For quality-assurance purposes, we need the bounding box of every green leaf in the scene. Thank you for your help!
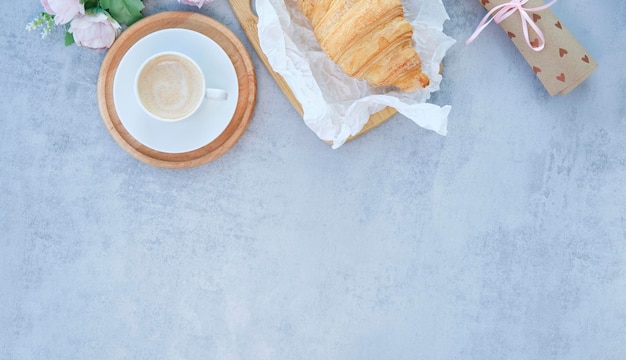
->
[99,0,144,25]
[64,29,75,46]
[81,0,98,10]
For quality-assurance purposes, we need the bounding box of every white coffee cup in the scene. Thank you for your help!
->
[135,51,228,122]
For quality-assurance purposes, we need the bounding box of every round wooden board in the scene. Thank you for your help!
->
[97,11,256,168]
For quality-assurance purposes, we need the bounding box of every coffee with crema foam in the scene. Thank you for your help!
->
[136,53,204,121]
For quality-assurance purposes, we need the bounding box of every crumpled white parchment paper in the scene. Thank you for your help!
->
[256,0,456,148]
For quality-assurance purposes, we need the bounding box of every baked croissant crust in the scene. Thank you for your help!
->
[297,0,429,92]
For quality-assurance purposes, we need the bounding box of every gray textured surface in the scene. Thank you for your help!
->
[1,1,625,359]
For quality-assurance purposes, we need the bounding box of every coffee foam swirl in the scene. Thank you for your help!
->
[137,54,204,120]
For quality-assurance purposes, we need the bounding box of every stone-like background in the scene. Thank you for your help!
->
[1,1,624,359]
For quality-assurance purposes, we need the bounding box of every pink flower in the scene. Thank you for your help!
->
[69,13,121,50]
[178,0,214,9]
[41,0,84,25]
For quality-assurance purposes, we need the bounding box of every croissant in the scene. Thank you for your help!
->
[297,0,429,92]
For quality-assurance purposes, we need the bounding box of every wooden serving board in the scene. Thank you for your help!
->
[228,0,398,144]
[97,11,256,168]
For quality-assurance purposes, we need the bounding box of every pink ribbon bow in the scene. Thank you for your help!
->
[466,0,558,51]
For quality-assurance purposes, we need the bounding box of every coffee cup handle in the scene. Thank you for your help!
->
[205,88,228,101]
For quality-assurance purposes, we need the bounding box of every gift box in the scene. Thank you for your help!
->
[467,0,598,95]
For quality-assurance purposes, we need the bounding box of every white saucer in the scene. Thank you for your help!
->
[113,28,239,153]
